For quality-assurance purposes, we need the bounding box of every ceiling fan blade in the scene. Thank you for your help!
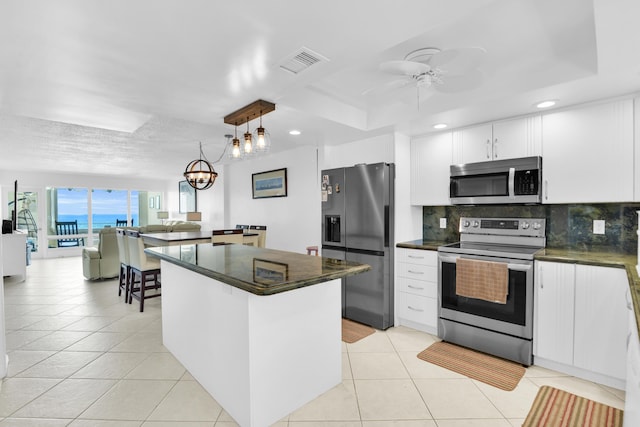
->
[379,60,430,76]
[362,78,414,95]
[429,47,486,75]
[434,70,484,93]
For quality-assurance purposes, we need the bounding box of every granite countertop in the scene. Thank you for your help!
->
[396,239,640,338]
[146,243,370,296]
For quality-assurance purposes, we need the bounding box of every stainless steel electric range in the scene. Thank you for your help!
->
[437,217,546,365]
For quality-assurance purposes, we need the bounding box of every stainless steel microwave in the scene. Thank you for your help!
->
[449,156,542,204]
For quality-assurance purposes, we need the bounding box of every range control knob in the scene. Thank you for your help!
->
[521,222,530,230]
[462,220,470,228]
[533,222,542,230]
[472,220,480,228]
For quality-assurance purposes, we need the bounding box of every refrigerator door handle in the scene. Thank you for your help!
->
[384,205,389,247]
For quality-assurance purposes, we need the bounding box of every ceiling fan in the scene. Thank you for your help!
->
[364,47,486,100]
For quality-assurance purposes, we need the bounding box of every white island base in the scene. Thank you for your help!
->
[160,260,342,427]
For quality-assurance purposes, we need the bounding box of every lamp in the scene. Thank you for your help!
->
[157,211,169,225]
[253,109,271,152]
[243,119,253,156]
[184,142,218,190]
[186,212,202,221]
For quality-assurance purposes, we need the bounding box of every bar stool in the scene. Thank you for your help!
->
[115,229,130,302]
[126,230,161,312]
[306,245,318,256]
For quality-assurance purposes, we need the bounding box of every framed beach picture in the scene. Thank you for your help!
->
[252,168,287,199]
[253,259,288,285]
[179,180,197,213]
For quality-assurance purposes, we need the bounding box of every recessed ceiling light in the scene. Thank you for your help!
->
[535,100,557,109]
[289,130,301,135]
[433,123,448,129]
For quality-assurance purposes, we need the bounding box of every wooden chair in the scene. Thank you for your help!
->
[212,229,244,245]
[55,220,84,247]
[126,230,161,312]
[116,219,128,227]
[249,225,267,248]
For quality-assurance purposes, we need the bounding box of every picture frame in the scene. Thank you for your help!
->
[253,259,288,285]
[252,168,287,199]
[179,180,197,213]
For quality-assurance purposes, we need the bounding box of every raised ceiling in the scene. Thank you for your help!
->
[0,0,639,179]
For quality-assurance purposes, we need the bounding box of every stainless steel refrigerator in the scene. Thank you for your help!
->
[321,163,394,330]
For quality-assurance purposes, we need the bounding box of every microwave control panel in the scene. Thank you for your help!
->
[513,169,539,195]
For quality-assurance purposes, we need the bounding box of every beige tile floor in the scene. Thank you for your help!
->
[0,257,626,426]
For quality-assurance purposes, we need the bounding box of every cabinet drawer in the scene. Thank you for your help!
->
[397,249,437,266]
[398,292,437,327]
[397,277,437,298]
[397,262,437,281]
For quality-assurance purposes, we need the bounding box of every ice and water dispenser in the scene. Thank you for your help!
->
[324,215,341,243]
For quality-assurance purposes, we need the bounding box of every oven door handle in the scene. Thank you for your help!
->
[439,255,532,272]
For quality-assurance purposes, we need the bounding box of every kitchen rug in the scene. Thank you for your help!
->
[342,318,375,343]
[523,385,623,427]
[417,341,525,391]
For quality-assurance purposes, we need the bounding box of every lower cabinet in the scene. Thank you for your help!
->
[395,248,438,334]
[534,261,628,389]
[625,299,640,426]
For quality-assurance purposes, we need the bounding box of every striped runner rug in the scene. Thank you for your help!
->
[523,385,623,427]
[417,341,525,391]
[341,318,375,343]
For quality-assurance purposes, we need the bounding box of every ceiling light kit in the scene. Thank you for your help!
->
[433,123,448,129]
[224,99,276,160]
[183,141,218,190]
[535,100,557,109]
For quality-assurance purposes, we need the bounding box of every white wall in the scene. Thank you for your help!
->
[220,146,320,253]
[322,134,395,169]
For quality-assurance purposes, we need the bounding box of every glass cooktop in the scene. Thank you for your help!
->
[438,241,542,260]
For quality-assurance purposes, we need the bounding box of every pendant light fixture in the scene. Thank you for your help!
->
[254,109,271,152]
[243,118,253,156]
[183,142,218,190]
[229,126,242,159]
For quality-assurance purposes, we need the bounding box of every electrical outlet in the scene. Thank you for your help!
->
[593,220,605,235]
[440,218,447,229]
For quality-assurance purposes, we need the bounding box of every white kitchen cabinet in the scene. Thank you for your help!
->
[534,260,628,389]
[396,248,438,334]
[410,132,452,206]
[573,265,628,380]
[2,232,27,282]
[452,116,542,164]
[624,299,640,426]
[534,261,575,365]
[541,99,634,203]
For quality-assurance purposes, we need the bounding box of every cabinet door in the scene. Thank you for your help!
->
[573,265,627,380]
[492,116,541,160]
[542,100,634,203]
[410,132,452,205]
[452,123,493,164]
[534,261,575,365]
[625,307,640,426]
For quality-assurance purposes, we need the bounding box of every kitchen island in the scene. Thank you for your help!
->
[146,243,370,427]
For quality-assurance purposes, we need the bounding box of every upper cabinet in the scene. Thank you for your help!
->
[542,99,634,203]
[452,116,542,164]
[410,132,453,206]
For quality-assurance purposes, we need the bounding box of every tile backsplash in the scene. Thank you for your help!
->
[423,203,640,254]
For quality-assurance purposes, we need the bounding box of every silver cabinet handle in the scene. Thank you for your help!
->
[408,306,424,312]
[539,264,543,289]
[408,285,424,290]
[494,138,498,158]
[407,255,424,259]
[544,180,548,200]
[408,270,424,275]
[486,139,491,159]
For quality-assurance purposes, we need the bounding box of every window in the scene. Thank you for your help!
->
[47,187,88,248]
[91,189,130,232]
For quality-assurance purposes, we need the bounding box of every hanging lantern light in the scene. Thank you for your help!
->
[243,118,253,156]
[253,109,271,152]
[228,127,242,160]
[183,142,218,190]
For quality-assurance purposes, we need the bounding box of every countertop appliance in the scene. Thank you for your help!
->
[449,156,542,205]
[321,163,395,330]
[437,217,546,365]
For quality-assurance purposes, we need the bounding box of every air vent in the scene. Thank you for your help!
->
[279,47,328,75]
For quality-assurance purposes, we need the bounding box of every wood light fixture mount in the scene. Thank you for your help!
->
[223,99,276,126]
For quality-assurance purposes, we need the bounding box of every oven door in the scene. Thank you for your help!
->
[438,252,533,339]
